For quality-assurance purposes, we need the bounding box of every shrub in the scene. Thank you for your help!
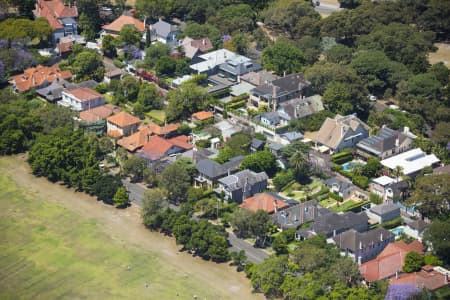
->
[113,59,125,68]
[329,192,343,201]
[352,175,369,189]
[196,139,211,149]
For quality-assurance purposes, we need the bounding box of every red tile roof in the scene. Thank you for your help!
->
[102,15,145,34]
[192,111,213,121]
[107,111,140,128]
[138,123,180,136]
[33,0,78,30]
[240,193,289,213]
[65,87,103,101]
[140,135,193,160]
[117,129,152,152]
[390,266,449,291]
[11,65,72,92]
[190,38,213,53]
[359,241,424,282]
[79,104,122,123]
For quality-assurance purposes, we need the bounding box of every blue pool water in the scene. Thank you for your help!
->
[391,227,404,236]
[342,161,361,171]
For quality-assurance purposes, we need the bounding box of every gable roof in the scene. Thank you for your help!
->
[34,0,78,30]
[182,37,213,59]
[140,135,192,161]
[359,240,424,282]
[273,199,326,228]
[196,156,244,179]
[278,95,324,120]
[390,266,450,291]
[333,228,393,252]
[251,73,310,98]
[312,211,368,236]
[64,87,102,101]
[138,123,180,136]
[151,19,179,38]
[11,65,72,92]
[241,70,279,86]
[240,193,289,213]
[192,111,213,121]
[102,15,145,33]
[357,127,411,156]
[218,169,268,191]
[315,114,370,150]
[407,219,429,233]
[369,203,400,216]
[107,111,140,128]
[79,104,121,123]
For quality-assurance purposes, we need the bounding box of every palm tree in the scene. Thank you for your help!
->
[393,165,404,182]
[289,150,308,178]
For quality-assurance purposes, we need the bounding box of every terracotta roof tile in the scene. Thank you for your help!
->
[11,65,72,92]
[107,111,140,128]
[117,129,151,152]
[192,111,213,121]
[33,0,78,30]
[79,104,121,122]
[390,267,449,291]
[138,122,180,136]
[65,87,103,101]
[107,130,122,138]
[102,15,145,34]
[359,241,424,282]
[240,193,289,213]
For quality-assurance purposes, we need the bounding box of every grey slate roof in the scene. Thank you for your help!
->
[251,138,265,150]
[407,219,429,233]
[357,127,410,156]
[35,79,98,101]
[333,228,393,252]
[369,203,400,216]
[152,19,179,38]
[282,131,303,142]
[219,56,262,77]
[261,111,282,124]
[272,199,330,229]
[312,211,368,236]
[218,169,268,191]
[251,73,310,98]
[323,177,354,194]
[278,95,324,120]
[196,155,244,179]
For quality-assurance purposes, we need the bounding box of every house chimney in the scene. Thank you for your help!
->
[395,271,399,279]
[380,233,383,242]
[359,241,362,250]
[403,126,410,134]
[274,199,278,213]
[202,39,206,46]
[228,168,230,176]
[445,273,448,284]
[395,138,399,148]
[358,256,362,265]
[272,85,277,111]
[333,229,336,237]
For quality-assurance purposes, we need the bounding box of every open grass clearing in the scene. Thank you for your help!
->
[0,155,261,300]
[146,109,166,123]
[429,43,450,67]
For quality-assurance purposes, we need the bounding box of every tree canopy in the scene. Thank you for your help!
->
[261,40,305,76]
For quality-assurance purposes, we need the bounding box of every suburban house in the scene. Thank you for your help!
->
[218,55,262,81]
[380,148,441,177]
[356,127,415,160]
[324,177,355,200]
[190,49,238,75]
[35,78,97,102]
[214,120,242,141]
[181,37,213,61]
[240,193,290,214]
[259,111,290,128]
[240,70,279,87]
[277,95,324,120]
[106,111,140,138]
[138,135,193,163]
[79,104,121,123]
[10,65,72,93]
[251,138,265,152]
[296,211,369,239]
[313,114,370,153]
[280,131,303,145]
[366,203,401,224]
[58,87,105,111]
[104,69,123,84]
[389,265,450,294]
[216,169,268,203]
[195,156,244,188]
[150,18,181,46]
[249,73,311,109]
[332,228,395,264]
[117,123,180,152]
[359,240,424,282]
[100,15,145,38]
[272,200,330,229]
[369,176,409,203]
[33,0,78,44]
[403,219,429,241]
[192,111,214,123]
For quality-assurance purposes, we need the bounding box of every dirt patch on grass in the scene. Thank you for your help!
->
[429,43,450,68]
[0,155,263,300]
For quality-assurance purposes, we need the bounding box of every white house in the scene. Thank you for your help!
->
[380,148,440,177]
[58,87,105,112]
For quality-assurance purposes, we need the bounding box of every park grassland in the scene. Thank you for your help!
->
[0,160,231,299]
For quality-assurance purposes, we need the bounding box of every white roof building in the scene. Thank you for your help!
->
[380,148,440,175]
[190,49,237,74]
[372,176,397,187]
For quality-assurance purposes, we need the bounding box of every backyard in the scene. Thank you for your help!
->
[0,156,261,300]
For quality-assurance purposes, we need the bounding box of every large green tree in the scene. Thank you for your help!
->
[261,40,305,76]
[71,49,105,82]
[406,174,450,219]
[160,162,191,203]
[240,150,277,177]
[423,218,450,265]
[208,4,255,34]
[166,82,208,121]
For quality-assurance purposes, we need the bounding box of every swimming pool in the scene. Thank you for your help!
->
[391,227,405,236]
[342,161,363,171]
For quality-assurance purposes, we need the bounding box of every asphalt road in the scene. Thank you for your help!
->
[122,178,268,263]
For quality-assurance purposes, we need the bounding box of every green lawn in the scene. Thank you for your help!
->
[146,110,166,124]
[281,179,324,202]
[0,173,227,299]
[329,200,365,213]
[319,198,337,208]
